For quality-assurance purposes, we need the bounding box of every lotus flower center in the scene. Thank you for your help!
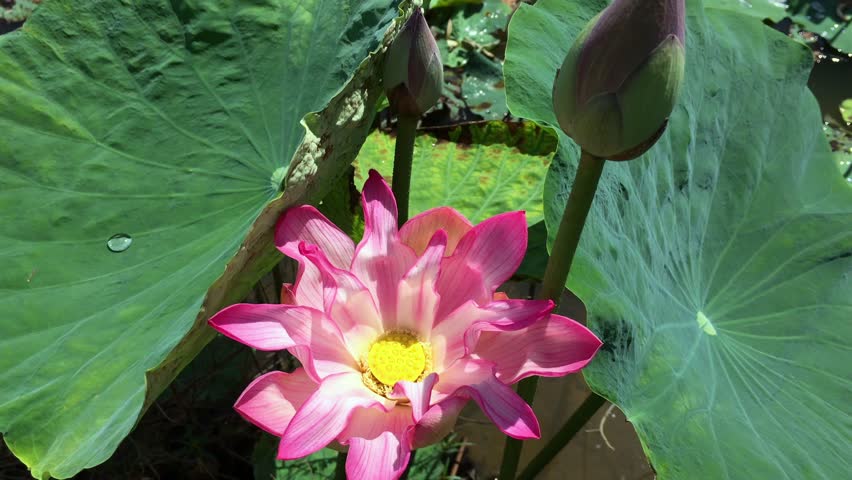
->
[366,330,427,388]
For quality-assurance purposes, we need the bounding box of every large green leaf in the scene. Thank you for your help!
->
[0,1,404,477]
[713,0,852,53]
[505,0,851,478]
[355,121,555,224]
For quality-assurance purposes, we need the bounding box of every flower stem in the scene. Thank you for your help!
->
[498,377,538,480]
[400,448,417,480]
[334,451,347,480]
[392,115,419,227]
[538,150,605,303]
[498,150,605,479]
[517,393,606,480]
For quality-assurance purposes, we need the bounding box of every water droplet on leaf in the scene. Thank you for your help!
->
[107,233,132,253]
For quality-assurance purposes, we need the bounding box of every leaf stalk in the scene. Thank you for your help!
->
[498,149,606,479]
[517,393,607,480]
[392,115,419,227]
[334,451,347,480]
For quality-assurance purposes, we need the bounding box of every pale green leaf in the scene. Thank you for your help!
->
[505,0,852,477]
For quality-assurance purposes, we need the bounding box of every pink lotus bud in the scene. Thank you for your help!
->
[383,7,443,117]
[552,0,686,160]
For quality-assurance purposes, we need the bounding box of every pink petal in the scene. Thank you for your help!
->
[394,230,446,335]
[436,358,540,440]
[352,170,418,324]
[208,303,311,350]
[274,207,356,310]
[399,206,472,256]
[341,406,414,480]
[391,372,438,422]
[474,314,602,384]
[278,372,391,459]
[412,396,468,449]
[446,211,527,293]
[357,170,399,258]
[234,368,316,436]
[336,290,385,355]
[433,255,490,321]
[274,245,324,310]
[298,242,365,311]
[462,299,556,351]
[276,205,355,270]
[430,299,554,371]
[208,304,355,381]
[299,243,383,355]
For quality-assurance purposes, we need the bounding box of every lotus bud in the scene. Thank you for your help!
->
[383,7,443,117]
[552,0,686,160]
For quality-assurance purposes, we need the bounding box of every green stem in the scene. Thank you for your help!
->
[400,448,417,480]
[498,150,605,480]
[498,376,538,480]
[538,150,605,303]
[334,451,347,480]
[392,115,418,227]
[517,393,606,480]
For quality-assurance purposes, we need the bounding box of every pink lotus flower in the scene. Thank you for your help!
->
[209,171,602,479]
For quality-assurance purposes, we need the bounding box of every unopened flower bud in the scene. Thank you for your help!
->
[383,7,443,117]
[552,0,686,160]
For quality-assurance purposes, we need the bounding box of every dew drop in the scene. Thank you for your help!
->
[107,233,132,253]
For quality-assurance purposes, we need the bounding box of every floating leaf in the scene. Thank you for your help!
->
[505,0,851,477]
[460,50,508,120]
[448,0,509,50]
[713,0,852,52]
[431,0,483,8]
[432,0,510,122]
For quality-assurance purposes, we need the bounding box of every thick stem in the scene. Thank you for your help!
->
[400,448,417,480]
[334,451,347,480]
[498,376,538,479]
[517,393,606,480]
[498,150,605,480]
[538,150,605,303]
[392,115,418,227]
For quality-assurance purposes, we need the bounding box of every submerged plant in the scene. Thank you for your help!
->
[208,171,601,479]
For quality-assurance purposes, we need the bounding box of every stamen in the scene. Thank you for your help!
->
[361,329,431,397]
